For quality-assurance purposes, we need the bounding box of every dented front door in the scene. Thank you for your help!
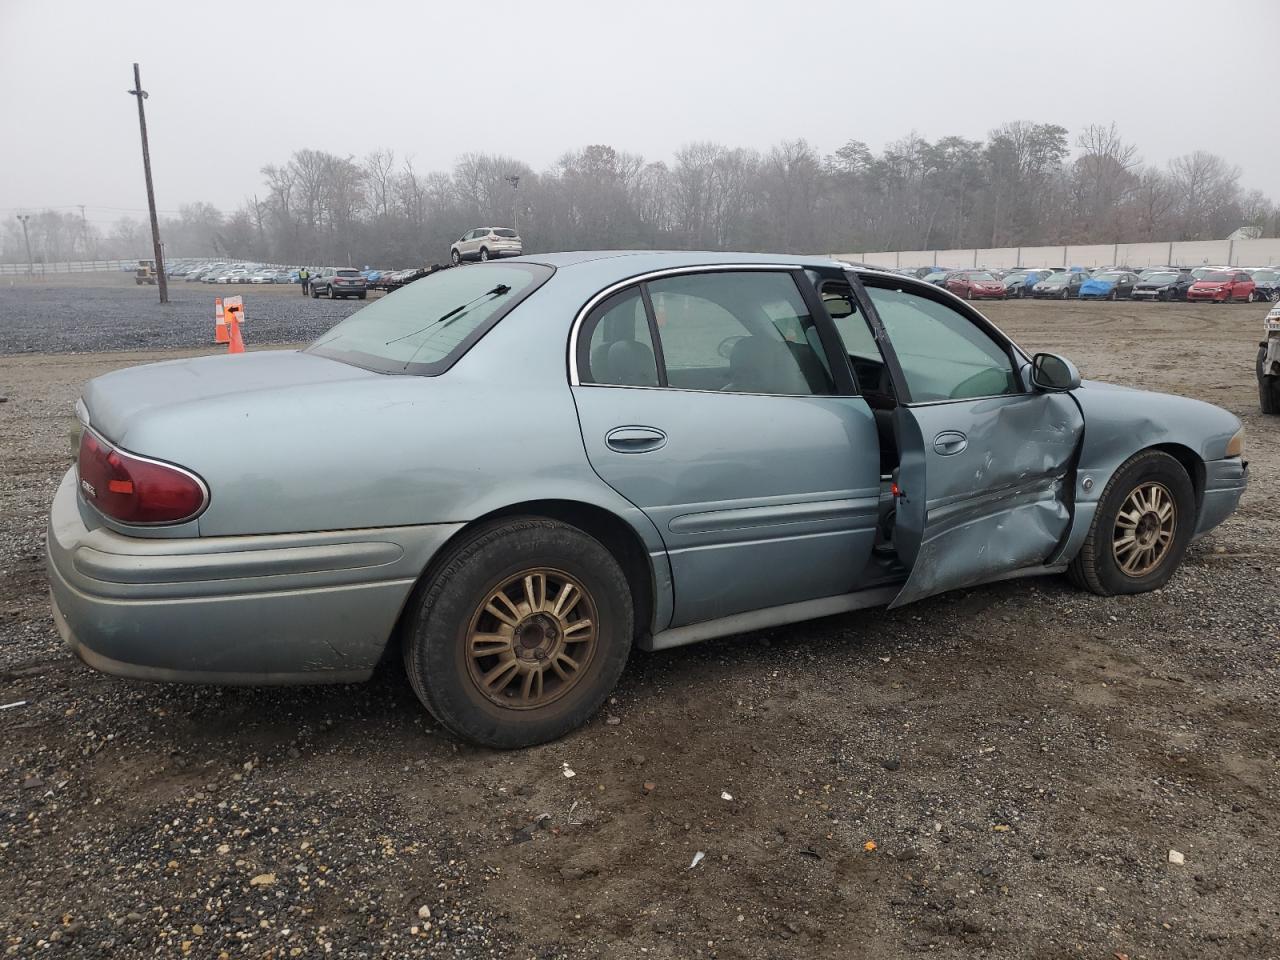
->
[852,277,1085,608]
[890,393,1083,606]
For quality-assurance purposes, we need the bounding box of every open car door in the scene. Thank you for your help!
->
[850,274,1085,608]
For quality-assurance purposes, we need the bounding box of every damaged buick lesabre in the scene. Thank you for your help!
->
[47,252,1248,747]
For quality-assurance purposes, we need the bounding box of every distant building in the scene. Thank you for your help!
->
[1227,224,1263,241]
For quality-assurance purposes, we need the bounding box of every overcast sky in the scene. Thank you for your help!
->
[3,0,1278,229]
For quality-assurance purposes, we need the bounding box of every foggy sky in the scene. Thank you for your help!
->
[3,0,1278,230]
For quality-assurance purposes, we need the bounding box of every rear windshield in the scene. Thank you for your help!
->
[336,269,361,277]
[493,228,519,238]
[306,262,553,375]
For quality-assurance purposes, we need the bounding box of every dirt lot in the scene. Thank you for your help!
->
[1,279,1278,959]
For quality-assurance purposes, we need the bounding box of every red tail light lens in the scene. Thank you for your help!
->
[77,430,207,525]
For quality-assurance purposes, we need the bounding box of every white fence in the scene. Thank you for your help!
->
[0,259,139,276]
[840,237,1280,271]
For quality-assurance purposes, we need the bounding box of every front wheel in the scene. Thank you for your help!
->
[310,287,319,298]
[403,518,634,748]
[1067,450,1196,596]
[1108,290,1118,301]
[1061,288,1070,299]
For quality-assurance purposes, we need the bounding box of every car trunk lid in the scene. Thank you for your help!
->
[83,350,379,447]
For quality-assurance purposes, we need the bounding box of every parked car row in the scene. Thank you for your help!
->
[169,261,299,284]
[897,264,1280,303]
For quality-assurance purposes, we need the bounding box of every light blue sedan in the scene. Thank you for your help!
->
[47,252,1248,747]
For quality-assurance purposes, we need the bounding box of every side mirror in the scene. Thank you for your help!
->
[1031,353,1080,392]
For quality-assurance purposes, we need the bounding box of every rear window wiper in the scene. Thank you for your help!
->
[387,283,512,370]
[384,284,512,347]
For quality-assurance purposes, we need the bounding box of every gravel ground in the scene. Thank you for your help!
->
[1,280,1278,959]
[0,274,367,355]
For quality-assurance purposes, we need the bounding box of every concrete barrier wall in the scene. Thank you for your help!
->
[836,236,1280,271]
[975,248,1019,268]
[1235,238,1280,265]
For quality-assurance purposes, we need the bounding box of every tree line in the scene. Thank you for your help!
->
[6,122,1277,267]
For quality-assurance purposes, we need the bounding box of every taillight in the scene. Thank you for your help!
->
[77,430,207,525]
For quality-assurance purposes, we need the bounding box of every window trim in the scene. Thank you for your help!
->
[853,270,1031,407]
[568,264,840,395]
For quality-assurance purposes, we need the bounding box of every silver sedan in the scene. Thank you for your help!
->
[48,252,1247,747]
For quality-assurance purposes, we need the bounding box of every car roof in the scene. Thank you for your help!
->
[512,250,854,271]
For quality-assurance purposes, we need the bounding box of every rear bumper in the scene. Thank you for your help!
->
[1195,456,1248,537]
[46,469,461,685]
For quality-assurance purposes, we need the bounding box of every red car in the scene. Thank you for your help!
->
[945,270,1007,300]
[1186,270,1256,303]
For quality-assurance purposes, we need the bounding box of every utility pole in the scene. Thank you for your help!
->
[505,174,520,233]
[77,204,94,261]
[127,62,168,303]
[16,215,33,276]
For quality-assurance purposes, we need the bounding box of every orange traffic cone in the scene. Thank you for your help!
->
[228,317,245,354]
[214,298,229,344]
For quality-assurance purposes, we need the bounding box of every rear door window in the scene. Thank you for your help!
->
[579,289,660,387]
[647,272,833,396]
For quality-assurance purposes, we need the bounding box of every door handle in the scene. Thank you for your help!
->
[605,426,667,453]
[933,431,968,456]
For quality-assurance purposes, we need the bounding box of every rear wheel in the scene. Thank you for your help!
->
[1068,450,1196,596]
[403,518,633,748]
[451,249,461,265]
[358,291,367,300]
[1061,288,1070,300]
[1108,290,1118,301]
[310,287,319,298]
[479,247,490,262]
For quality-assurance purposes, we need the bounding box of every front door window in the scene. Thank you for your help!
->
[863,287,1019,402]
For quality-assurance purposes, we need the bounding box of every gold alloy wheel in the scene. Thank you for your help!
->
[1112,481,1177,577]
[464,568,598,709]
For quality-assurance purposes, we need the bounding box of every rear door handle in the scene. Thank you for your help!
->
[933,431,968,456]
[605,426,667,453]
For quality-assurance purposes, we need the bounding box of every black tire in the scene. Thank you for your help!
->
[358,291,367,300]
[402,517,634,748]
[1067,450,1196,596]
[1270,290,1280,303]
[1061,288,1070,300]
[451,249,461,265]
[310,287,319,298]
[479,247,490,262]
[1108,290,1118,301]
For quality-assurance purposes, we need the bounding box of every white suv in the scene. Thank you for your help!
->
[450,228,522,264]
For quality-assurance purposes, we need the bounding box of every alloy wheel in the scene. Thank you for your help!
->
[464,567,598,709]
[1112,481,1177,577]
